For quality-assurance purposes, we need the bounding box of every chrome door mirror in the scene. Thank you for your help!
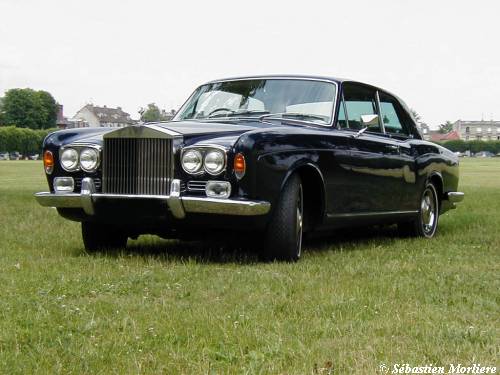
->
[360,114,379,126]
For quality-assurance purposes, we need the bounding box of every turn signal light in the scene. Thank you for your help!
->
[234,153,246,179]
[43,150,54,174]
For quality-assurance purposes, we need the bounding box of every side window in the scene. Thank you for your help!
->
[379,92,410,136]
[342,83,381,132]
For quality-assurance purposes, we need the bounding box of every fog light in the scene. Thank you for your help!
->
[205,181,231,198]
[54,177,74,193]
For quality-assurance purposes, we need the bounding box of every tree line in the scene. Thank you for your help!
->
[0,126,55,155]
[439,140,500,154]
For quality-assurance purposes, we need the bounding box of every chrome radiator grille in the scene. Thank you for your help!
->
[102,138,173,195]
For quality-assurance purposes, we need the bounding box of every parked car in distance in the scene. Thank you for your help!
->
[35,75,464,261]
[474,151,495,158]
[0,151,9,160]
[9,151,21,160]
[28,154,40,160]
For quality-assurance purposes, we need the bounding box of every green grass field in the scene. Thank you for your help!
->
[0,159,498,374]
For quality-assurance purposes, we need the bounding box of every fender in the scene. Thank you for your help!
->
[427,170,443,184]
[280,160,325,195]
[279,160,327,227]
[427,170,444,201]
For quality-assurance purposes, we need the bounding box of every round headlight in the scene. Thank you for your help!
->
[60,148,79,171]
[181,149,203,174]
[80,148,99,172]
[204,149,225,175]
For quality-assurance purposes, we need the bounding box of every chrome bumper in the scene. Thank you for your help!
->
[446,192,464,203]
[35,178,270,219]
[441,191,465,212]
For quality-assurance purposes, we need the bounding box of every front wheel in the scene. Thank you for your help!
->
[262,174,303,262]
[81,222,128,252]
[398,182,439,238]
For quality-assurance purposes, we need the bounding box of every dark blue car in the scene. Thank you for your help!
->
[36,75,464,261]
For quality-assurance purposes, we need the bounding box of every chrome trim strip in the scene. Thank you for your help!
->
[187,181,207,192]
[35,179,270,217]
[65,143,102,150]
[375,90,386,134]
[146,124,182,137]
[327,210,418,219]
[446,192,464,203]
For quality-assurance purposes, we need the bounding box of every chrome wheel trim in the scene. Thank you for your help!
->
[421,186,437,236]
[296,184,303,258]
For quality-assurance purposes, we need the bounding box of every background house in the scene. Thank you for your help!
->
[71,104,135,128]
[429,130,461,142]
[56,104,89,129]
[452,120,500,141]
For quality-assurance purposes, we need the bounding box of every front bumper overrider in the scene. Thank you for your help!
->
[34,178,270,219]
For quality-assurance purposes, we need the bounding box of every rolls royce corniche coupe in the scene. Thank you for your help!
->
[36,75,464,261]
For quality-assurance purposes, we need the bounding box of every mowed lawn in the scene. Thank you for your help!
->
[0,159,498,374]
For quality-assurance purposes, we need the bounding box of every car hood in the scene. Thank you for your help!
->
[45,119,291,148]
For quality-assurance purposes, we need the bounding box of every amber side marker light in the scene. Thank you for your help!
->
[234,153,246,179]
[43,150,54,174]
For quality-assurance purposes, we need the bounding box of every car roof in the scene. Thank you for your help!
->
[205,75,400,98]
[206,74,347,84]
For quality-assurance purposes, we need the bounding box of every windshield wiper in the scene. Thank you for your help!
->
[207,110,270,119]
[259,112,328,122]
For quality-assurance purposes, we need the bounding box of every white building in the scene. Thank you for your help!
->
[71,104,135,128]
[453,120,500,141]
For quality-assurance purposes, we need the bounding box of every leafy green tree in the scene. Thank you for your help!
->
[37,90,58,129]
[0,97,4,125]
[140,103,162,123]
[438,121,454,134]
[0,88,58,129]
[139,103,173,122]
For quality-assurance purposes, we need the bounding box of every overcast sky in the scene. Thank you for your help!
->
[0,0,498,127]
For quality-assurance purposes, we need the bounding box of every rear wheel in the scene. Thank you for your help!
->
[262,174,303,262]
[81,222,128,252]
[398,181,439,238]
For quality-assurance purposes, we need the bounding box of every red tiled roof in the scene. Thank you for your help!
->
[430,130,460,141]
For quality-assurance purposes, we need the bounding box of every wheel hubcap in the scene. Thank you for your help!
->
[421,188,436,235]
[296,185,303,257]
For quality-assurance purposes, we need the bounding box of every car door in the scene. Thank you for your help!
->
[377,91,419,211]
[339,83,408,213]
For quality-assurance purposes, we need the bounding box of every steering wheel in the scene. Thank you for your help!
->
[207,108,235,117]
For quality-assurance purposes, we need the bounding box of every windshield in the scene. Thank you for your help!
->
[174,79,337,125]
